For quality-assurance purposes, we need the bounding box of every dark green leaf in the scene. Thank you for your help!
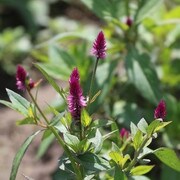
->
[154,147,180,172]
[114,165,127,180]
[125,49,161,104]
[10,130,41,180]
[37,130,55,158]
[78,152,110,172]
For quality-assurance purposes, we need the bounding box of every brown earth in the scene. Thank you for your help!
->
[0,84,63,180]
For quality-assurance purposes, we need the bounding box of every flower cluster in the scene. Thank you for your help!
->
[67,68,86,120]
[154,100,166,120]
[16,65,35,91]
[91,31,106,59]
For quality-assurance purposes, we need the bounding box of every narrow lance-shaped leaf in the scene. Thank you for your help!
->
[35,64,66,101]
[10,130,41,180]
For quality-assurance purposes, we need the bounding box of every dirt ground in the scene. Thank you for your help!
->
[0,84,63,180]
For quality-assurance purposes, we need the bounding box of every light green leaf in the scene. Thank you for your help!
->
[137,118,148,134]
[130,165,154,175]
[126,49,161,105]
[136,0,163,23]
[154,121,172,132]
[133,130,143,150]
[138,147,153,159]
[147,120,161,137]
[154,147,180,172]
[81,109,92,127]
[10,130,41,180]
[16,117,35,125]
[63,133,80,152]
[1,89,31,116]
[130,122,138,138]
[109,151,123,167]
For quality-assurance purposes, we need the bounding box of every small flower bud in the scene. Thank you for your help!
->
[120,128,130,139]
[154,100,166,120]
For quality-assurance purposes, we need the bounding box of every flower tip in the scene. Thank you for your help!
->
[154,100,166,120]
[126,17,133,27]
[91,30,106,59]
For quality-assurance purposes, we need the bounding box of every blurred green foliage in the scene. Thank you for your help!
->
[0,0,180,179]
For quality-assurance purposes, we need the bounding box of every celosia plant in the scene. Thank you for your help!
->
[0,31,180,180]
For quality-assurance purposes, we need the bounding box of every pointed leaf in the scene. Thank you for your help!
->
[133,130,143,150]
[35,63,66,100]
[126,49,161,104]
[154,147,180,172]
[130,122,138,138]
[130,165,154,175]
[81,109,92,127]
[63,133,80,152]
[10,130,41,180]
[137,118,148,134]
[147,120,161,137]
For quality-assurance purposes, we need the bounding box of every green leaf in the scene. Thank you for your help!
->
[90,119,113,129]
[10,130,41,180]
[89,129,103,153]
[133,130,143,150]
[16,117,35,125]
[63,133,80,152]
[114,165,127,180]
[37,130,55,158]
[81,109,92,127]
[130,165,154,175]
[154,121,172,132]
[137,118,148,134]
[109,151,123,167]
[78,152,110,172]
[138,147,153,159]
[80,0,126,19]
[130,122,138,138]
[0,89,31,116]
[125,49,161,104]
[154,148,180,172]
[35,63,66,100]
[136,0,163,23]
[147,120,161,137]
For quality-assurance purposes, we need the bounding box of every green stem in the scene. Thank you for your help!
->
[49,126,83,180]
[27,90,82,179]
[88,57,99,107]
[124,136,150,173]
[27,90,49,125]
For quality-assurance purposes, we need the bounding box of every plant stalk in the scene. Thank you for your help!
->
[88,57,99,107]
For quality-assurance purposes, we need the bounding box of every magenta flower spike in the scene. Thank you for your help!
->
[16,65,27,91]
[91,31,106,59]
[120,128,129,139]
[16,65,35,91]
[67,68,86,120]
[154,100,166,120]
